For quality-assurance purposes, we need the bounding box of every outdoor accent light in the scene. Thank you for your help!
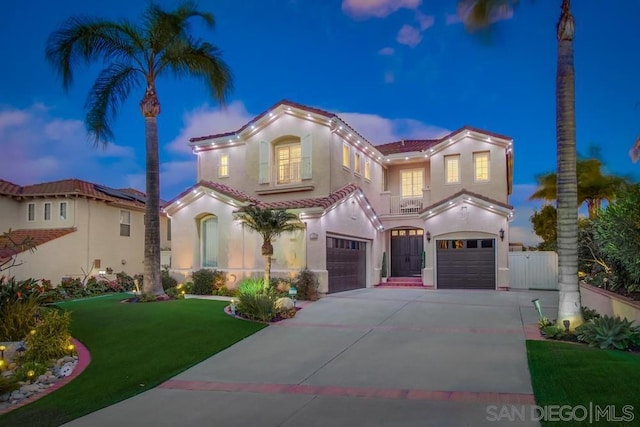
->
[30,329,36,336]
[0,345,5,359]
[27,370,35,380]
[532,299,544,320]
[16,342,26,357]
[426,231,431,242]
[289,287,298,307]
[67,344,75,356]
[229,299,236,316]
[563,320,571,332]
[0,360,5,370]
[499,228,505,241]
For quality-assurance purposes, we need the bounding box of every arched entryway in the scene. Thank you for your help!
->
[390,228,424,277]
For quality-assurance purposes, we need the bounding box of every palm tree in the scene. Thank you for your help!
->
[45,2,232,297]
[462,0,583,328]
[530,158,628,218]
[235,205,305,289]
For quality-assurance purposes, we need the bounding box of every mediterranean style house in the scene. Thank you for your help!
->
[0,178,171,282]
[166,100,514,294]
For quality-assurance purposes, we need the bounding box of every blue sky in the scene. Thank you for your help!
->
[1,0,639,245]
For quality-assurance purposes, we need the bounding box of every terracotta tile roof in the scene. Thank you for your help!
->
[259,184,359,210]
[376,125,513,155]
[0,179,21,196]
[167,181,259,207]
[189,100,336,143]
[1,178,151,210]
[375,139,439,155]
[0,228,76,261]
[421,189,513,214]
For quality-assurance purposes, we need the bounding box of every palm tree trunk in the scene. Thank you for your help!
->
[140,85,165,297]
[555,0,583,328]
[264,255,271,291]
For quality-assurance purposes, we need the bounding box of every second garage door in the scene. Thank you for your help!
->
[436,239,495,289]
[326,237,366,293]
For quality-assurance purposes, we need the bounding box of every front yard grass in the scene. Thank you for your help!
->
[527,340,640,426]
[0,294,266,427]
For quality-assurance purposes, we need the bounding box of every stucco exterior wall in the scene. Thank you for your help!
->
[0,198,21,231]
[429,136,509,204]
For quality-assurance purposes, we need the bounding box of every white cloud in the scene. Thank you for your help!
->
[342,0,421,19]
[415,11,435,30]
[378,47,395,56]
[396,24,422,47]
[0,109,29,132]
[167,101,253,154]
[337,111,449,144]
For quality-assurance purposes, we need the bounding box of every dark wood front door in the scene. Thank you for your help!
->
[391,229,424,277]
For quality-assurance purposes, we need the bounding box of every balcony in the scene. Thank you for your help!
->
[379,189,431,216]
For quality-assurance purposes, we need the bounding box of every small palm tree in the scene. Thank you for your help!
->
[235,205,305,289]
[530,158,628,218]
[45,2,232,297]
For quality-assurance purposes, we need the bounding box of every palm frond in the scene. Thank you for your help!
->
[159,39,232,103]
[45,17,144,91]
[84,63,141,146]
[458,0,517,32]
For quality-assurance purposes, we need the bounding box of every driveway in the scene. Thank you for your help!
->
[66,288,558,427]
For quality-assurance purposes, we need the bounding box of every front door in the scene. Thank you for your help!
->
[391,229,424,277]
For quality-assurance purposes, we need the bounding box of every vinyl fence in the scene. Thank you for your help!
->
[509,251,558,290]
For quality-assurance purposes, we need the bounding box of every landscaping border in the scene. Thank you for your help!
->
[580,282,640,323]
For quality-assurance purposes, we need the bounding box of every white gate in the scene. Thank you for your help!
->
[509,252,558,290]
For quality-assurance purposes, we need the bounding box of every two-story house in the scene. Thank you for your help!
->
[166,100,514,293]
[0,178,171,282]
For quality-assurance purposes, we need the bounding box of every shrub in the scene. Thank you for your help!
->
[0,295,40,341]
[593,184,640,292]
[581,306,601,322]
[237,292,275,322]
[14,361,48,382]
[85,276,109,294]
[268,277,292,297]
[0,376,19,395]
[59,277,86,299]
[540,325,566,340]
[165,286,184,299]
[0,277,46,311]
[237,278,264,297]
[161,266,178,291]
[293,269,319,301]
[538,317,553,329]
[23,308,72,363]
[575,315,640,350]
[191,269,213,295]
[116,272,136,291]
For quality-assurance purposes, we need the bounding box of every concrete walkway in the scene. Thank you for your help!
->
[65,288,559,427]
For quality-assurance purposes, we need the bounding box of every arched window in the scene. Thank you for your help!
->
[200,215,218,267]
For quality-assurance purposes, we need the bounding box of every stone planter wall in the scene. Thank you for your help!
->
[580,282,640,323]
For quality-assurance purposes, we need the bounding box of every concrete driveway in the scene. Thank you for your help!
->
[66,288,558,427]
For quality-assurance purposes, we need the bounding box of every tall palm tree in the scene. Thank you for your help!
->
[462,0,583,327]
[530,158,628,218]
[45,2,232,297]
[235,205,305,289]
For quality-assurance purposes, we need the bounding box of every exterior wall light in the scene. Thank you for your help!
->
[499,228,505,241]
[426,231,431,242]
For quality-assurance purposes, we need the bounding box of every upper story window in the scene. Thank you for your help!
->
[445,155,460,184]
[59,202,67,220]
[354,152,362,175]
[218,153,229,178]
[27,203,35,221]
[364,158,371,180]
[120,210,131,237]
[401,169,423,198]
[342,143,350,168]
[474,151,490,182]
[44,202,51,221]
[277,143,301,184]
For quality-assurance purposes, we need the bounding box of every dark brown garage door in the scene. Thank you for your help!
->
[326,237,366,293]
[436,239,495,289]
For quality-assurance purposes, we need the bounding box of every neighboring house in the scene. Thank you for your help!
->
[0,178,171,282]
[166,100,514,293]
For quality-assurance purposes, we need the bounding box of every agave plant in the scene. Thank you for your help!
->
[575,315,640,350]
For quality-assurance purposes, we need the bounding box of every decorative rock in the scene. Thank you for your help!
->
[20,384,41,394]
[275,297,295,311]
[1,371,12,378]
[60,363,74,377]
[0,393,9,402]
[9,391,25,401]
[63,356,74,363]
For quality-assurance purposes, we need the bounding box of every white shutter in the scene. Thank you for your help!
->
[259,140,269,183]
[301,133,312,180]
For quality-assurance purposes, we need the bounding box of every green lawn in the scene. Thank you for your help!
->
[0,294,266,427]
[527,340,640,426]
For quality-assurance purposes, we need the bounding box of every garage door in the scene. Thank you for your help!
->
[436,239,495,289]
[326,237,366,293]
